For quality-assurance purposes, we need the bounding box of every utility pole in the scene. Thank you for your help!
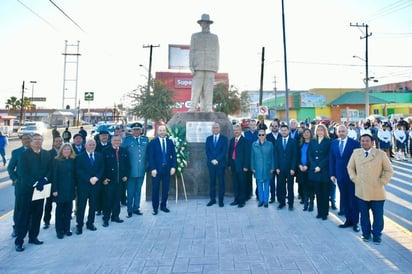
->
[350,23,372,117]
[259,46,265,106]
[273,75,277,115]
[281,0,290,123]
[142,44,159,135]
[20,81,25,126]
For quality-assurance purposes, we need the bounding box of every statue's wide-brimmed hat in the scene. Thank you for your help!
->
[197,14,213,24]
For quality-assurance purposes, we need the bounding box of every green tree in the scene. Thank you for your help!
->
[240,91,250,115]
[213,82,240,115]
[129,79,174,123]
[5,96,19,114]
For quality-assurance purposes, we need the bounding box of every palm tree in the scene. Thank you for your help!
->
[5,96,19,114]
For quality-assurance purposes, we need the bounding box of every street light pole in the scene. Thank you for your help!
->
[30,80,37,119]
[350,23,372,117]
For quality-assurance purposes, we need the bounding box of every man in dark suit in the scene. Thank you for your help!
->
[148,125,177,215]
[14,134,52,252]
[7,134,31,238]
[330,124,361,231]
[101,135,129,227]
[275,124,298,210]
[266,119,281,203]
[75,139,104,234]
[243,119,258,201]
[43,136,63,229]
[94,130,110,215]
[205,122,228,207]
[71,133,85,155]
[228,124,250,208]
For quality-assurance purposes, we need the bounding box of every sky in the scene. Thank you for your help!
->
[1,0,412,110]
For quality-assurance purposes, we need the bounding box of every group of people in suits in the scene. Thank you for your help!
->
[206,118,393,244]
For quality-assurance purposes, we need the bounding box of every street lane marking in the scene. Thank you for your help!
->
[0,210,13,221]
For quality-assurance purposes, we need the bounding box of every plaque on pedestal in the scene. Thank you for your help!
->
[145,112,234,201]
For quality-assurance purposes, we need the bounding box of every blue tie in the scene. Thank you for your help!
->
[283,138,287,150]
[89,153,94,165]
[162,138,167,164]
[365,151,369,158]
[339,140,344,156]
[214,136,217,146]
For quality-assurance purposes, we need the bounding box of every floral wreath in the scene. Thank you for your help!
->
[166,123,189,176]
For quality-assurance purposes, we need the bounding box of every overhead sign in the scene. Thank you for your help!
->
[258,106,268,115]
[30,97,46,102]
[84,92,94,101]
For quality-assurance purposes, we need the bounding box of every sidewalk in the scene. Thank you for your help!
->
[0,198,411,273]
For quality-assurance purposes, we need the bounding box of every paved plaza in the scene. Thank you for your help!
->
[0,197,411,273]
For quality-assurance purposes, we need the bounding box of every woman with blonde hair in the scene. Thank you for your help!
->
[308,124,332,220]
[51,143,76,239]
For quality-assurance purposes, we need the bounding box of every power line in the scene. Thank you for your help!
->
[367,0,412,22]
[16,0,57,31]
[49,0,85,32]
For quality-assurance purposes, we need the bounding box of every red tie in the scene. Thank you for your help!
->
[232,138,238,160]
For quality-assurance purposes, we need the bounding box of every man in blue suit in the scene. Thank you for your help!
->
[228,124,250,208]
[148,125,177,215]
[330,124,361,232]
[205,122,228,207]
[275,124,298,210]
[75,139,104,234]
[7,134,31,238]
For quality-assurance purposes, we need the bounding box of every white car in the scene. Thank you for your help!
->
[18,122,47,138]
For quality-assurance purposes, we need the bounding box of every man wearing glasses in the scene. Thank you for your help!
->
[266,119,281,203]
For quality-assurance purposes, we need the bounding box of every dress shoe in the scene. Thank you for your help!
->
[133,209,143,215]
[322,216,328,220]
[316,214,321,218]
[126,212,133,218]
[15,244,24,252]
[230,201,238,206]
[43,223,49,229]
[103,221,109,227]
[11,228,16,238]
[288,205,294,211]
[258,202,264,207]
[361,234,371,242]
[277,204,285,209]
[207,200,216,207]
[75,227,83,235]
[65,231,73,236]
[219,201,224,207]
[152,209,158,215]
[57,233,64,239]
[264,204,268,208]
[238,203,245,208]
[86,224,97,231]
[160,207,170,213]
[111,218,124,223]
[28,238,44,245]
[373,237,382,245]
[331,204,337,210]
[96,211,102,216]
[308,205,314,212]
[353,225,360,232]
[338,222,353,228]
[303,207,308,211]
[269,197,276,204]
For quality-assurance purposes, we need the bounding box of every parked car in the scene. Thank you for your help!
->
[17,122,47,138]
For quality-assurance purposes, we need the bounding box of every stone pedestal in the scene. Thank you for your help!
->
[145,112,234,201]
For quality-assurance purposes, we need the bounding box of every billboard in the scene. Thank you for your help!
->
[156,71,229,113]
[168,44,190,70]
